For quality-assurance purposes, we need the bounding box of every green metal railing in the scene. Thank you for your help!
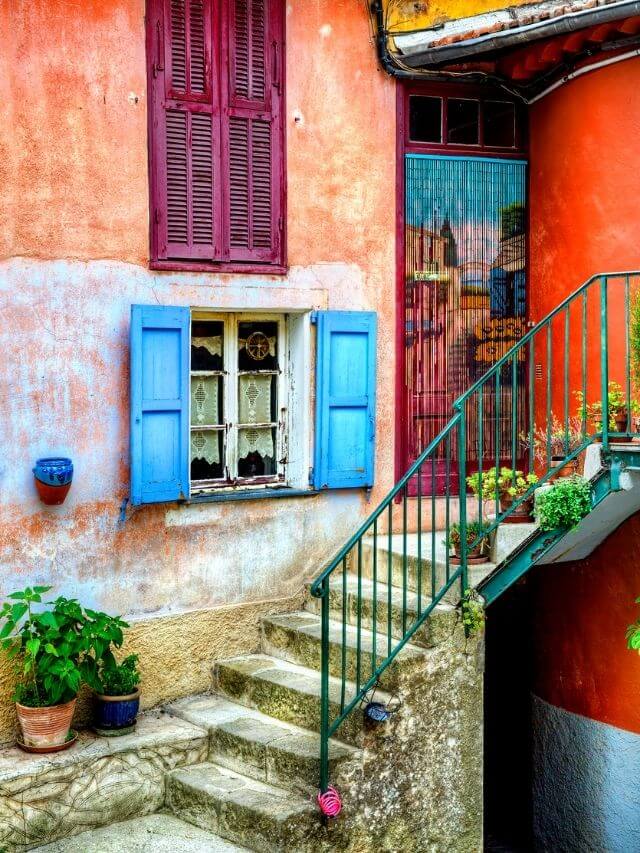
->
[311,271,640,793]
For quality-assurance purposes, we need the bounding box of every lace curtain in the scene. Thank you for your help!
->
[238,374,274,459]
[190,430,221,466]
[191,377,219,426]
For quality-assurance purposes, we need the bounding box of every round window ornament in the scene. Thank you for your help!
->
[246,331,270,361]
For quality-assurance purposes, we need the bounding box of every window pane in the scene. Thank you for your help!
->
[191,320,224,370]
[190,429,224,481]
[191,376,222,426]
[484,101,516,147]
[238,321,278,370]
[409,96,442,143]
[238,427,276,477]
[447,99,479,145]
[238,374,275,424]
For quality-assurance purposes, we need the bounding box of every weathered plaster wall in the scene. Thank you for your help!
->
[0,0,397,741]
[532,695,640,853]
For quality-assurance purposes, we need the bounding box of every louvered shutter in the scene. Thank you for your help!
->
[150,0,220,261]
[313,312,377,490]
[130,305,191,505]
[223,0,283,263]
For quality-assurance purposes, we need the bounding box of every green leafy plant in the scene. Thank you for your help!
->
[98,654,140,696]
[625,597,640,653]
[445,521,491,554]
[498,467,538,499]
[460,589,485,637]
[467,466,538,502]
[534,476,592,532]
[0,587,129,707]
[631,294,640,387]
[575,381,639,432]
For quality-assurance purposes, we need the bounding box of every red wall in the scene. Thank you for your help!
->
[529,57,640,733]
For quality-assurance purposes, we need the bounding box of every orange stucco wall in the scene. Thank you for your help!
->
[0,0,397,619]
[529,57,640,732]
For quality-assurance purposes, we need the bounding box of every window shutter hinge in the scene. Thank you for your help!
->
[310,312,318,325]
[154,208,160,225]
[308,467,314,485]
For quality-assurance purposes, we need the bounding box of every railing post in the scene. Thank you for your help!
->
[319,578,330,792]
[457,404,468,593]
[601,276,609,450]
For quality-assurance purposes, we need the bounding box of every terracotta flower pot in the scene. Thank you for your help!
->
[451,542,487,565]
[16,697,76,749]
[500,493,534,523]
[611,411,631,443]
[550,457,579,478]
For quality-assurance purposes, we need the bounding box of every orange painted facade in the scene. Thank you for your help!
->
[529,58,640,733]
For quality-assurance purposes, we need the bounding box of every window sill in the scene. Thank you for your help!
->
[187,487,320,505]
[150,260,288,276]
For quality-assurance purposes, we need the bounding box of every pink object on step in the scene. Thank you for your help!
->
[317,785,342,818]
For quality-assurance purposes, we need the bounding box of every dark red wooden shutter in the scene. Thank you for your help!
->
[149,0,221,261]
[223,0,283,263]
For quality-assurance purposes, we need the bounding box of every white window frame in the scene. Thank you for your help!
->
[190,311,290,494]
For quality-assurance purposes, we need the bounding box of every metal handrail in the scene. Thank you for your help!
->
[312,270,640,793]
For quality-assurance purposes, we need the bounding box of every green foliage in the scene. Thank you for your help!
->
[460,589,485,637]
[499,202,525,240]
[534,476,592,532]
[466,466,538,501]
[0,587,129,708]
[98,654,140,696]
[625,597,640,654]
[575,381,639,432]
[445,521,491,552]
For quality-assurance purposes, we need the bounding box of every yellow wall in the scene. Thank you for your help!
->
[384,0,533,31]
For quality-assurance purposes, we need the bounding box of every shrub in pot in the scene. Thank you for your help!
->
[534,476,592,532]
[444,521,491,564]
[0,586,128,752]
[94,653,141,735]
[575,382,640,441]
[466,467,538,522]
[525,414,583,477]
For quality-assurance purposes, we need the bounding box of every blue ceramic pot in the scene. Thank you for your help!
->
[33,457,73,487]
[94,690,140,731]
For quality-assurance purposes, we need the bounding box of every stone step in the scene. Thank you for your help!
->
[305,574,458,649]
[261,610,428,690]
[0,712,208,852]
[361,532,496,601]
[32,813,249,852]
[213,653,388,746]
[166,762,340,853]
[167,694,356,795]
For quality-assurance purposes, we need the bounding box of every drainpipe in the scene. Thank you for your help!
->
[369,0,516,91]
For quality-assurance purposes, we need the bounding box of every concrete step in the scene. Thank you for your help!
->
[167,694,356,795]
[213,653,388,746]
[0,712,208,852]
[362,532,496,601]
[166,762,340,853]
[261,610,428,690]
[305,574,458,649]
[32,813,249,852]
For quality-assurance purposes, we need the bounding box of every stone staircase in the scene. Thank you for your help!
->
[0,555,484,853]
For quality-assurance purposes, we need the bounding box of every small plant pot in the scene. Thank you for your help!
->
[611,412,631,443]
[33,457,73,506]
[93,690,140,735]
[500,494,534,523]
[16,697,76,750]
[550,457,579,478]
[451,544,487,565]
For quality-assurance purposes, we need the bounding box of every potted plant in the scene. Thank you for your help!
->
[625,596,640,654]
[525,415,583,478]
[93,653,141,735]
[0,586,128,752]
[444,521,491,565]
[534,476,592,532]
[575,382,639,442]
[496,467,539,522]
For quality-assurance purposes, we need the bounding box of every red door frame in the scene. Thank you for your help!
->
[394,81,529,489]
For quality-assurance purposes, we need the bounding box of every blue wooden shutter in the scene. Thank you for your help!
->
[130,305,190,505]
[314,311,377,489]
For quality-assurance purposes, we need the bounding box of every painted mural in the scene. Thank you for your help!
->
[404,154,527,482]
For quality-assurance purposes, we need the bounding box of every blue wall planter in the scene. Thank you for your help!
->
[93,690,140,736]
[33,458,73,505]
